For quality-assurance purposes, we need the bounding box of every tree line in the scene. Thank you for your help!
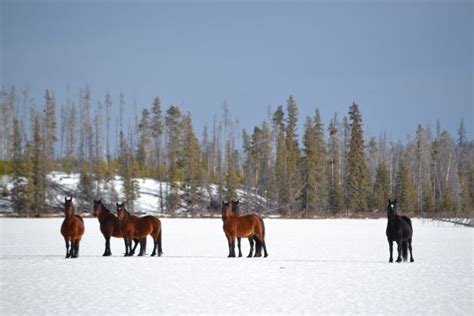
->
[0,86,473,217]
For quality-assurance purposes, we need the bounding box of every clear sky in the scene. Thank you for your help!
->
[1,0,473,141]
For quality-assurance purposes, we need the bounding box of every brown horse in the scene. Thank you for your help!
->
[116,203,163,257]
[222,201,268,258]
[60,197,85,258]
[92,200,140,256]
[231,199,263,258]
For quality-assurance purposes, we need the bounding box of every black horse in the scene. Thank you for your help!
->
[385,199,414,263]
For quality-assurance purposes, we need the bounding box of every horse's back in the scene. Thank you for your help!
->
[232,214,262,238]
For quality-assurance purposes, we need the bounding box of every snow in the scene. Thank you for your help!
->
[0,218,472,314]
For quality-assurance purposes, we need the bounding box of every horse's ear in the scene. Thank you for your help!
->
[235,199,239,204]
[116,202,120,207]
[388,199,391,204]
[65,197,68,202]
[393,199,397,204]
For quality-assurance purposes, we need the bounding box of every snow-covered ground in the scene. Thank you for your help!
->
[0,218,472,314]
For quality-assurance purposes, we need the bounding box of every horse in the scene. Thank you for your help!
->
[92,199,140,256]
[385,199,414,263]
[231,199,263,258]
[60,197,85,258]
[116,203,163,257]
[222,201,268,258]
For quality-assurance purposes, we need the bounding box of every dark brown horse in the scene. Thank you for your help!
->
[231,199,263,258]
[60,197,85,258]
[222,201,268,258]
[116,203,163,257]
[386,199,414,263]
[92,200,140,256]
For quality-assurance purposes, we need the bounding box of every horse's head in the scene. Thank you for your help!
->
[231,199,240,214]
[92,199,102,217]
[222,200,232,221]
[116,202,127,221]
[64,196,74,217]
[387,199,397,218]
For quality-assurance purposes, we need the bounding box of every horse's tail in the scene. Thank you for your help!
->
[258,215,265,240]
[158,227,163,256]
[401,241,408,261]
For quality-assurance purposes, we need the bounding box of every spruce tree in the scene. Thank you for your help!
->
[345,102,369,211]
[370,161,391,211]
[327,115,344,213]
[273,105,288,208]
[11,119,27,214]
[31,114,46,215]
[395,159,417,213]
[285,96,302,213]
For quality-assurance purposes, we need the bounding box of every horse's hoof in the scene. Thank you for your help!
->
[389,259,393,263]
[247,255,252,258]
[396,259,402,263]
[151,252,156,256]
[410,258,414,262]
[158,252,163,257]
[238,254,242,258]
[264,254,268,258]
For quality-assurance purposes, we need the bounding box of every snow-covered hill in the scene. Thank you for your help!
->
[0,172,272,216]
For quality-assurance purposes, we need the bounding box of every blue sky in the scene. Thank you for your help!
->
[1,0,473,141]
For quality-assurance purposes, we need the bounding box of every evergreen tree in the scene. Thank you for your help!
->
[440,186,454,213]
[118,130,139,212]
[11,119,28,214]
[327,115,344,213]
[370,161,391,211]
[31,114,46,215]
[345,102,369,211]
[395,159,417,213]
[43,89,57,165]
[181,113,202,211]
[423,183,434,213]
[165,106,182,211]
[273,105,288,209]
[285,96,302,213]
[136,108,152,176]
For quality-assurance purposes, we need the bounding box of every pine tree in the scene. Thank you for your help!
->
[327,115,344,213]
[395,159,417,213]
[273,105,288,209]
[370,161,391,212]
[118,130,139,212]
[302,117,317,214]
[285,96,302,213]
[441,186,454,213]
[31,114,46,215]
[423,183,434,213]
[345,102,369,211]
[11,119,27,214]
[43,89,57,166]
[181,113,202,211]
[136,108,152,176]
[165,106,182,211]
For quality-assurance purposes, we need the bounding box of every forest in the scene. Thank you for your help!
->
[0,86,473,217]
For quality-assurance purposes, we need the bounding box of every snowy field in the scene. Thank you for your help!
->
[0,218,472,315]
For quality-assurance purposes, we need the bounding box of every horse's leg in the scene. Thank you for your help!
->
[226,236,232,257]
[408,238,414,262]
[103,236,111,256]
[131,238,139,255]
[71,240,78,258]
[138,238,146,256]
[151,236,157,256]
[396,240,402,263]
[74,240,80,258]
[261,239,268,258]
[123,239,129,256]
[65,238,70,259]
[230,237,236,258]
[247,237,254,258]
[388,240,393,263]
[238,237,243,257]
